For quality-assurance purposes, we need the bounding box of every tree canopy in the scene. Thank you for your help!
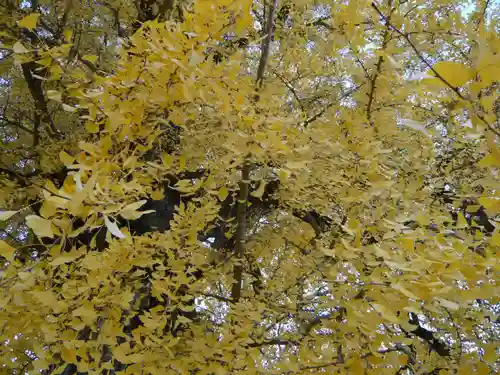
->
[0,0,499,374]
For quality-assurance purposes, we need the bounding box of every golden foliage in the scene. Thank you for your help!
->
[0,0,498,374]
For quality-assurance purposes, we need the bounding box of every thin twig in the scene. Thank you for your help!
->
[200,292,233,304]
[371,2,500,137]
[350,45,372,81]
[367,0,394,121]
[371,2,465,101]
[0,167,69,200]
[272,68,306,114]
[302,84,363,127]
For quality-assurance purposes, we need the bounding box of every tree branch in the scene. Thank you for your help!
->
[302,84,363,127]
[21,62,60,136]
[0,115,35,134]
[0,167,69,200]
[367,0,394,121]
[230,164,250,302]
[372,2,500,137]
[272,68,306,115]
[230,0,280,302]
[256,0,279,88]
[371,2,464,100]
[405,312,451,356]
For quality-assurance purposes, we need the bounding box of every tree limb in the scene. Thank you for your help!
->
[230,164,250,302]
[21,62,60,137]
[272,68,306,115]
[302,84,363,127]
[256,0,279,88]
[371,2,464,101]
[405,312,451,356]
[367,0,394,121]
[371,2,500,137]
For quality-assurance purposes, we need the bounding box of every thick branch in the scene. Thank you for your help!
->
[256,0,279,87]
[230,164,250,302]
[230,0,280,302]
[21,62,59,136]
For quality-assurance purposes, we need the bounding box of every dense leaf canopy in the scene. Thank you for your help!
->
[0,0,499,374]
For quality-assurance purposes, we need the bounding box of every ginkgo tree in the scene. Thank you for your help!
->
[0,0,499,374]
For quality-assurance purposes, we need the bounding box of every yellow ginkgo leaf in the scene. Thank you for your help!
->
[218,186,229,201]
[371,303,400,323]
[13,41,29,54]
[456,214,468,228]
[82,54,98,64]
[63,29,73,42]
[0,240,15,261]
[30,290,59,309]
[104,215,126,239]
[392,282,419,300]
[429,61,474,87]
[62,104,77,112]
[61,347,77,364]
[151,189,164,200]
[59,151,74,166]
[26,215,54,238]
[478,62,499,86]
[250,180,266,199]
[120,200,155,220]
[477,152,499,168]
[18,13,40,30]
[435,297,460,311]
[490,231,500,247]
[0,211,17,221]
[478,197,500,214]
[47,90,62,102]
